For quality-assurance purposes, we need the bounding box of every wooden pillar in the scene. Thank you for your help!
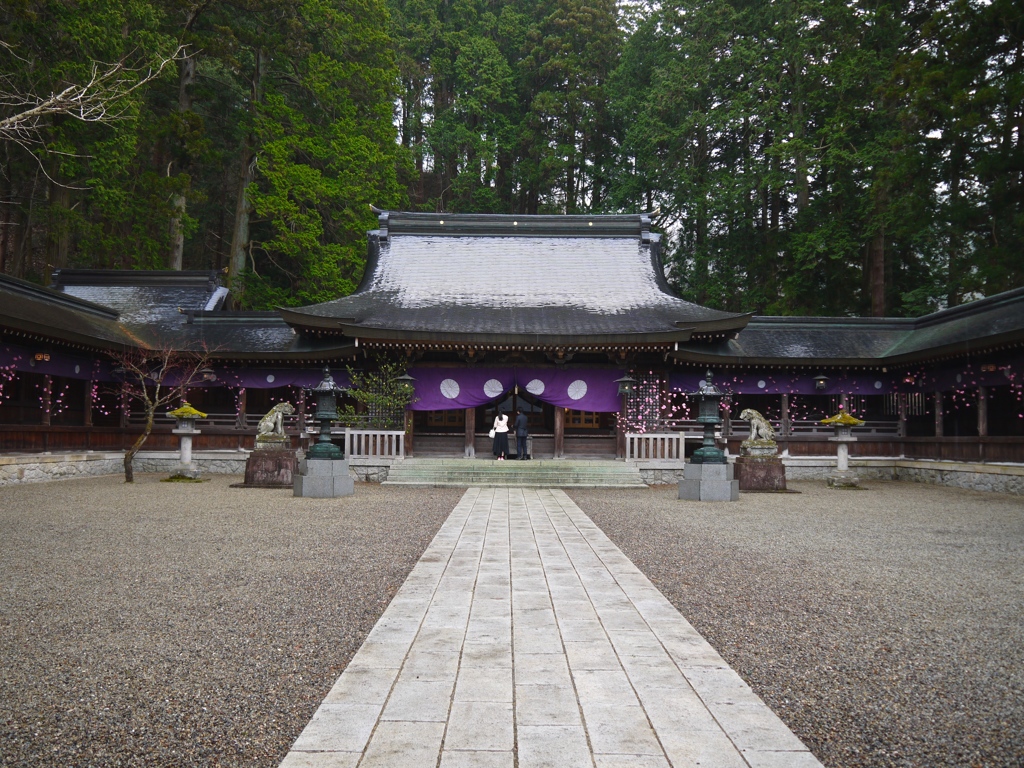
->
[119,387,129,430]
[554,406,565,459]
[977,386,988,437]
[464,406,476,458]
[41,375,52,426]
[83,380,93,427]
[236,387,247,428]
[404,408,414,457]
[839,393,849,411]
[933,391,943,437]
[897,393,907,438]
[297,391,306,430]
[616,394,627,459]
[780,393,790,437]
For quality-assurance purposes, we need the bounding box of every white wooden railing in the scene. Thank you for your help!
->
[344,428,405,459]
[626,432,684,462]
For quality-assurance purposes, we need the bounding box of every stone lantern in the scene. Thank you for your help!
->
[168,402,205,479]
[293,366,354,497]
[679,371,738,502]
[822,410,864,488]
[307,366,345,461]
[690,371,727,465]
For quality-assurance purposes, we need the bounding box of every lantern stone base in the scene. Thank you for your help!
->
[293,457,354,498]
[678,463,739,502]
[241,449,297,488]
[826,470,861,489]
[735,455,787,491]
[168,462,202,480]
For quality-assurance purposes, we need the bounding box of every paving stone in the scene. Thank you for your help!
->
[381,678,454,722]
[444,700,514,751]
[359,720,445,768]
[517,725,592,768]
[278,488,822,768]
[439,750,515,768]
[580,703,663,756]
[453,665,513,702]
[515,683,583,727]
[290,701,382,752]
[514,652,572,687]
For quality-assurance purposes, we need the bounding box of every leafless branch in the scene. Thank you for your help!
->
[0,44,188,150]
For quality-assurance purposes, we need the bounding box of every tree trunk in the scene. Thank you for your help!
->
[869,185,888,317]
[226,49,265,306]
[227,138,254,305]
[46,159,71,271]
[168,55,196,270]
[123,411,154,483]
[13,168,40,279]
[868,225,886,317]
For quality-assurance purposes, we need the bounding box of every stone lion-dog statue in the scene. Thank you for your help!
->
[740,408,775,442]
[257,401,294,440]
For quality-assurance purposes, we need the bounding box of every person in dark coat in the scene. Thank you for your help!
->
[514,408,529,459]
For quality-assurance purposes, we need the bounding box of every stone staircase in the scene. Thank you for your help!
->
[382,458,647,488]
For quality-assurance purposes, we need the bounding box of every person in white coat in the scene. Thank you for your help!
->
[491,410,510,460]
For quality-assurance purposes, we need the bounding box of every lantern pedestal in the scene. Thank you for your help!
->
[242,448,297,488]
[170,427,202,479]
[826,421,861,488]
[734,455,787,491]
[293,457,354,498]
[678,463,739,502]
[827,436,860,488]
[167,404,207,481]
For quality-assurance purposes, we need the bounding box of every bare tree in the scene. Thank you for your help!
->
[0,42,187,164]
[109,344,211,482]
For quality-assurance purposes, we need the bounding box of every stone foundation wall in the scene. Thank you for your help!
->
[892,464,1024,496]
[0,451,397,487]
[2,452,1021,495]
[0,453,125,485]
[637,468,687,485]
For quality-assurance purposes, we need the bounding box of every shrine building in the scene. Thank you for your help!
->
[1,211,1023,469]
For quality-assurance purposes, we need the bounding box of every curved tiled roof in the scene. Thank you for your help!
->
[279,212,751,344]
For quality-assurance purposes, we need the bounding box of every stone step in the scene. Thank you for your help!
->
[383,458,646,488]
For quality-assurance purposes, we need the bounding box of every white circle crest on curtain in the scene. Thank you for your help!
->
[567,380,588,400]
[757,380,766,389]
[526,378,545,396]
[440,378,460,399]
[483,378,504,398]
[266,374,275,383]
[875,381,883,389]
[74,365,80,374]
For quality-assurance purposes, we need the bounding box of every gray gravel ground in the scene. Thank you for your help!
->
[569,481,1024,768]
[0,474,462,768]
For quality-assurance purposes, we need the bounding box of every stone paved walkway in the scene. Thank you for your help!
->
[280,488,823,768]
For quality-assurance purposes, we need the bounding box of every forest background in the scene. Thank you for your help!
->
[0,0,1020,317]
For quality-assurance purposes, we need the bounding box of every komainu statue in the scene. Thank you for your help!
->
[740,408,775,443]
[256,401,294,446]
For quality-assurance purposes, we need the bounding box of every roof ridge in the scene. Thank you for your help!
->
[0,273,120,319]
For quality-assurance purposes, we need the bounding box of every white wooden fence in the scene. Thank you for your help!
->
[625,432,684,462]
[344,428,405,459]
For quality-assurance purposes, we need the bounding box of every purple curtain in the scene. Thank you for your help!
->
[408,367,516,410]
[513,368,623,412]
[407,367,623,412]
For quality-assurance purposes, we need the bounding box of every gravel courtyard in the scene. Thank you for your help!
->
[0,476,463,767]
[570,482,1024,768]
[0,475,1021,767]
